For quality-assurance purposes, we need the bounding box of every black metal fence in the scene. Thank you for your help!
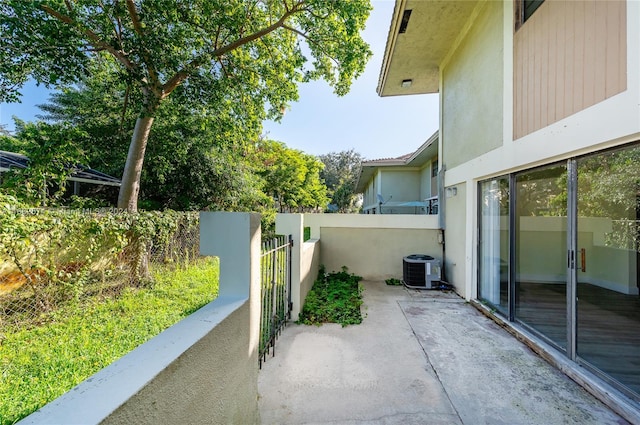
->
[259,235,292,368]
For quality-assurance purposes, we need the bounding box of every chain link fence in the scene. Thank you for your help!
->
[0,208,199,328]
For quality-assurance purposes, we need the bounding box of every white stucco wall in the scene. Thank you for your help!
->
[442,182,468,298]
[419,163,433,200]
[275,214,322,321]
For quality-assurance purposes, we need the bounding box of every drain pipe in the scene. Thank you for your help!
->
[439,228,447,284]
[437,167,448,285]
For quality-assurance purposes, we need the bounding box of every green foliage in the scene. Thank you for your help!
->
[318,150,363,213]
[34,69,269,211]
[0,120,88,206]
[385,278,402,286]
[297,265,363,327]
[0,198,199,321]
[1,0,372,210]
[303,226,311,242]
[0,257,218,425]
[252,139,329,212]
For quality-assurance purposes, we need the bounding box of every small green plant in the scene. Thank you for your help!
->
[297,265,363,327]
[385,278,402,286]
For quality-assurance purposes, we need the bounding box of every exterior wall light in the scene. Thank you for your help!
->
[401,79,413,88]
[446,187,457,198]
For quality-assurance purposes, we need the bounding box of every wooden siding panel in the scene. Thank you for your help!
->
[606,1,621,98]
[539,10,549,130]
[619,1,627,93]
[564,2,575,118]
[593,0,608,102]
[583,1,596,108]
[533,13,542,132]
[513,0,627,140]
[573,1,585,116]
[554,0,565,124]
[546,6,557,127]
[515,31,524,138]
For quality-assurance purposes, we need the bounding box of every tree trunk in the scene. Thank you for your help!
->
[117,115,155,211]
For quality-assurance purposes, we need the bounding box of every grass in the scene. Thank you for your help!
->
[0,256,219,425]
[297,266,363,327]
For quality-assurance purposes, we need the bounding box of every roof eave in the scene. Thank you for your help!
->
[377,0,480,97]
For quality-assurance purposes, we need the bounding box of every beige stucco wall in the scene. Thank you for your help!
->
[380,169,421,202]
[295,239,321,320]
[319,227,441,281]
[299,214,441,281]
[275,214,322,320]
[441,0,504,170]
[105,302,258,425]
[419,163,434,200]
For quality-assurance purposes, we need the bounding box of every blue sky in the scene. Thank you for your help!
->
[0,1,439,161]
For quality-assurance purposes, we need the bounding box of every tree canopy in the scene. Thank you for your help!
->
[319,149,363,212]
[1,0,372,210]
[251,139,328,212]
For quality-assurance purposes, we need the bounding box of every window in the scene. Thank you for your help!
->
[515,0,544,30]
[523,0,544,21]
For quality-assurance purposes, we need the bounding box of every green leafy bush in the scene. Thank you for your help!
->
[0,198,199,325]
[297,266,363,327]
[0,256,218,425]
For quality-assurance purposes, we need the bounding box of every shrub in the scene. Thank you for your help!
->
[297,266,363,327]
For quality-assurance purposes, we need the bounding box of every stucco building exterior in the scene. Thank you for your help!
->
[379,0,640,406]
[356,131,438,215]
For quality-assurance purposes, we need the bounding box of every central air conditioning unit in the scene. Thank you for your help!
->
[402,254,441,289]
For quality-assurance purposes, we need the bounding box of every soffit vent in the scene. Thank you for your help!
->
[398,9,412,34]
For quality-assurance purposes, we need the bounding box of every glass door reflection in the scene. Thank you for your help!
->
[515,163,568,350]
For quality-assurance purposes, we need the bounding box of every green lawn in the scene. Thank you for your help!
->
[0,256,219,425]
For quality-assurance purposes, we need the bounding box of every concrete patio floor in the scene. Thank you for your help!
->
[258,281,629,425]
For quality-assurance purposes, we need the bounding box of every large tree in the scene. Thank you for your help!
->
[318,149,363,212]
[36,67,269,211]
[0,0,372,211]
[252,139,328,212]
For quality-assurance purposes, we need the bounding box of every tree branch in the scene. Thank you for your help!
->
[282,24,340,67]
[40,4,136,72]
[125,0,161,91]
[162,0,307,96]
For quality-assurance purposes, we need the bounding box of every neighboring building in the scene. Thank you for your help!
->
[355,131,438,214]
[379,0,640,408]
[0,150,121,195]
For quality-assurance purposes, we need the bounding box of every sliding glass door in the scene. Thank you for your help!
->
[478,147,640,399]
[478,178,509,315]
[514,163,568,350]
[576,145,640,395]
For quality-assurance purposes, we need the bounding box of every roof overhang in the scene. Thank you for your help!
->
[377,0,479,97]
[355,130,438,193]
[0,150,121,187]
